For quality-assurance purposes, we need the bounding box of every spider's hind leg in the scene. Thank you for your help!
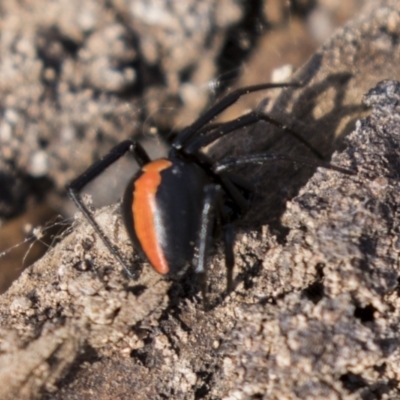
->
[223,222,235,293]
[67,140,152,278]
[194,183,240,308]
[193,184,221,309]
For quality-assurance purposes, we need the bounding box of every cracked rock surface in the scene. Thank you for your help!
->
[211,80,400,399]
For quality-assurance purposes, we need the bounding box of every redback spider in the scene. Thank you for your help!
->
[67,81,353,305]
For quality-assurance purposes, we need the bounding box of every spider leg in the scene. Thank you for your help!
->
[194,184,220,309]
[184,111,323,160]
[192,152,251,213]
[67,140,151,278]
[173,81,302,150]
[213,184,237,294]
[223,222,235,293]
[213,153,356,175]
[194,185,238,307]
[218,173,249,212]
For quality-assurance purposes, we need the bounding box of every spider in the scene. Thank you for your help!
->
[67,81,352,305]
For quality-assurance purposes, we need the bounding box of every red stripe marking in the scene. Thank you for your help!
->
[133,160,172,274]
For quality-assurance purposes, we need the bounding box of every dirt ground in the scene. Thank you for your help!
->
[0,0,363,292]
[3,0,400,399]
